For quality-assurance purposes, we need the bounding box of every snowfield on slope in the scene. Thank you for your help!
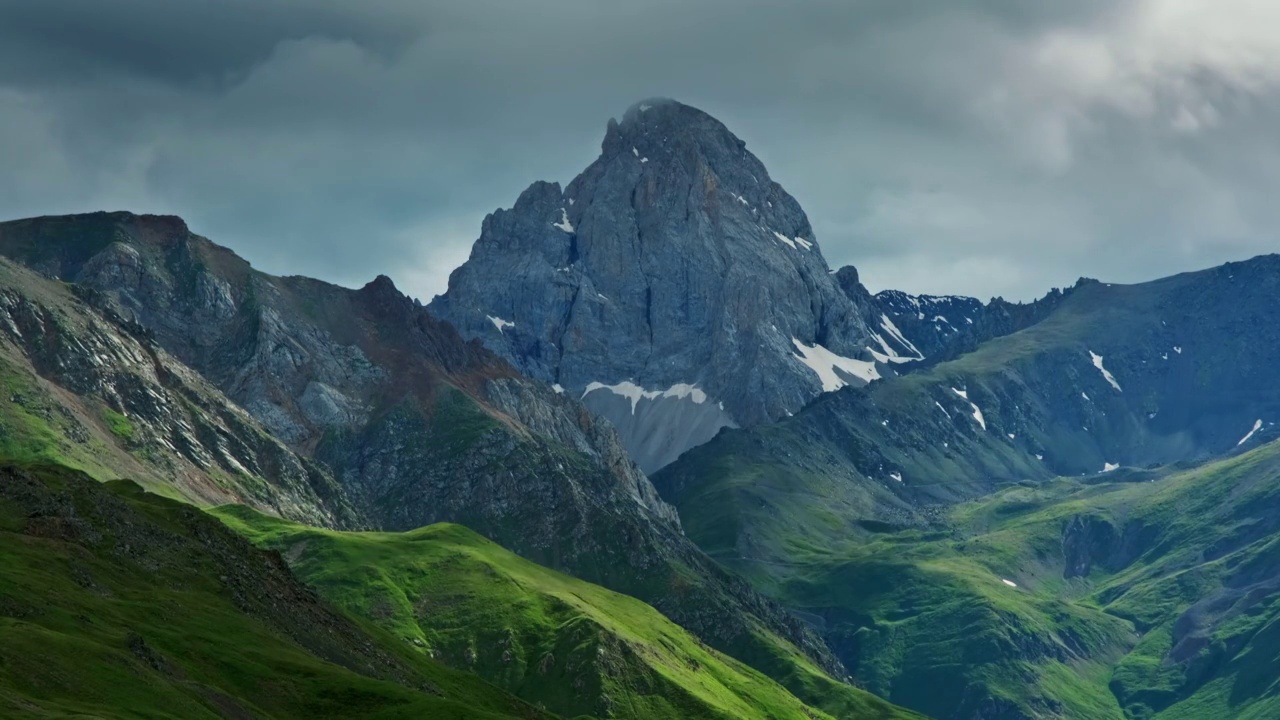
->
[791,338,879,391]
[951,387,987,430]
[1238,419,1263,446]
[1089,350,1123,392]
[582,381,710,414]
[487,315,515,333]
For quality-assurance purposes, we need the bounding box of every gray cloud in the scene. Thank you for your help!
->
[3,0,1280,302]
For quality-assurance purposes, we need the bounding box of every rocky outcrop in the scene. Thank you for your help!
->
[0,256,357,527]
[833,264,1077,367]
[1,212,679,549]
[432,99,882,472]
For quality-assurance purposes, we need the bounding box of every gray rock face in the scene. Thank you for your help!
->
[482,377,680,526]
[579,384,736,474]
[432,99,878,471]
[0,256,358,528]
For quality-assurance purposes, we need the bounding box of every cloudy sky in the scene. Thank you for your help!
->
[4,0,1280,302]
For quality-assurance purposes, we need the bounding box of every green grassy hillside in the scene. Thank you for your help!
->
[728,438,1280,718]
[0,462,549,720]
[653,256,1280,717]
[215,506,922,720]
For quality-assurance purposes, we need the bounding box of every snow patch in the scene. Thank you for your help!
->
[632,147,639,157]
[769,230,812,251]
[1089,351,1123,392]
[583,381,657,413]
[791,338,880,391]
[551,384,565,394]
[890,472,903,482]
[875,313,926,361]
[1174,346,1183,354]
[951,387,986,430]
[1238,419,1263,446]
[553,208,574,233]
[870,332,923,364]
[878,314,925,359]
[935,401,951,418]
[1002,579,1018,588]
[1036,454,1044,461]
[581,381,709,415]
[662,383,709,404]
[1102,462,1119,473]
[639,104,652,112]
[487,315,515,334]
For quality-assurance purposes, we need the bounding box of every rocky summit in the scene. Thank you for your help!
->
[431,99,901,473]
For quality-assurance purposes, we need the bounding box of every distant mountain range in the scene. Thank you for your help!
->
[5,98,1280,719]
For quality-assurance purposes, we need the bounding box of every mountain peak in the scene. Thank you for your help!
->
[432,101,878,472]
[361,273,399,294]
[601,99,756,177]
[614,97,730,134]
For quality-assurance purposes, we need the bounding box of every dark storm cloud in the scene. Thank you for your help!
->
[0,0,419,85]
[3,0,1280,301]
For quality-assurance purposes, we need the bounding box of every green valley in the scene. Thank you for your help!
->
[664,432,1280,718]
